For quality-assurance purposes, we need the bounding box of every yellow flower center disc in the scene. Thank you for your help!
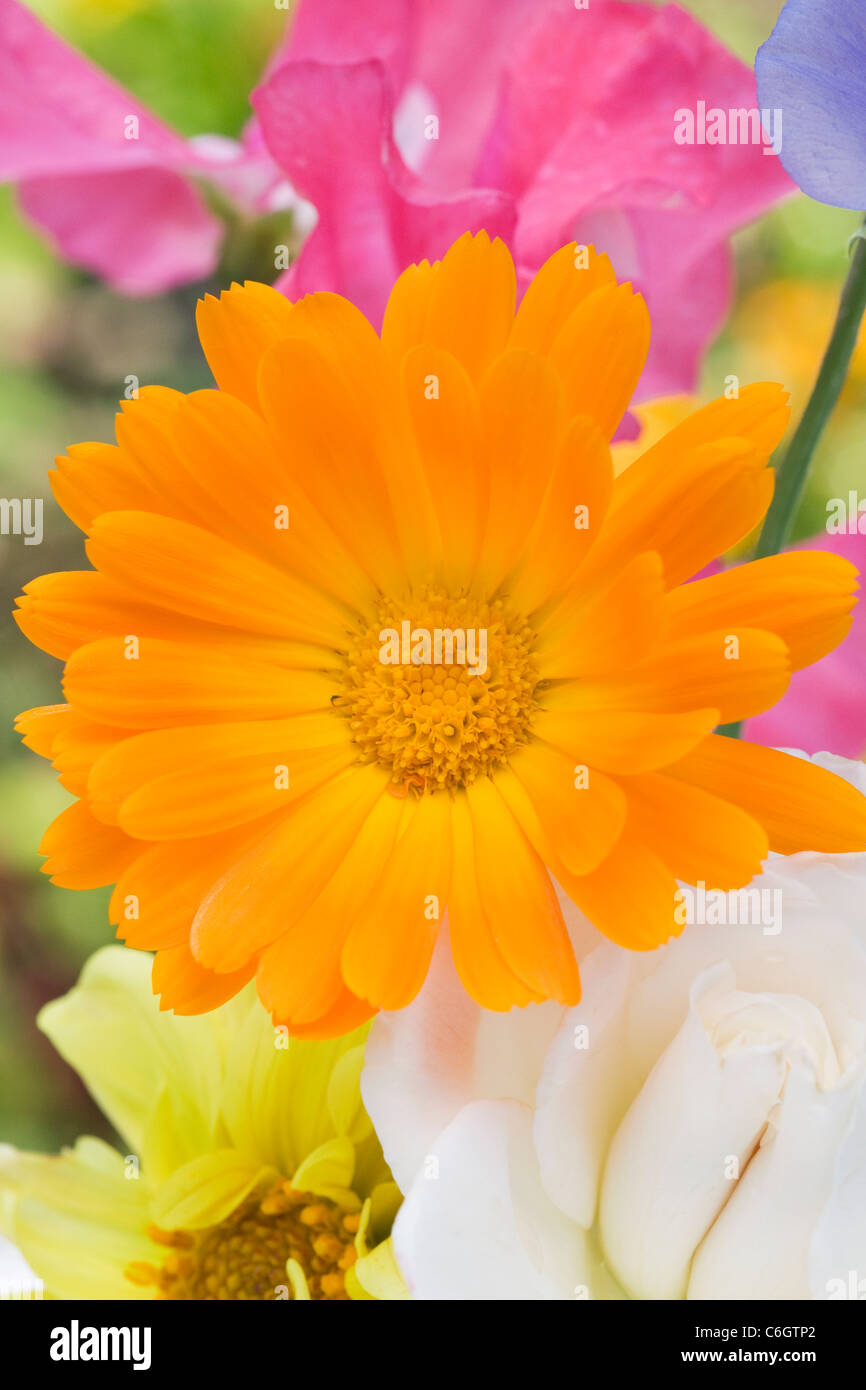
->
[336,589,540,793]
[125,1183,360,1301]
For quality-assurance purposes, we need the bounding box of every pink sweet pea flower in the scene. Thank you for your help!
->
[747,530,866,759]
[3,0,792,397]
[254,0,794,394]
[0,0,276,293]
[251,59,515,326]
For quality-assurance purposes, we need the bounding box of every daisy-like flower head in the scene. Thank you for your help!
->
[14,233,866,1035]
[0,948,402,1301]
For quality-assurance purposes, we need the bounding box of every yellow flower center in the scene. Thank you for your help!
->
[125,1182,359,1301]
[337,590,540,793]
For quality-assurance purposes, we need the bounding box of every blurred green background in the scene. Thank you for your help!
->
[1,0,864,1154]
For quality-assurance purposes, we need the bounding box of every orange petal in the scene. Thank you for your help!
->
[464,778,580,1003]
[191,767,388,972]
[665,551,858,672]
[15,704,73,759]
[401,345,484,588]
[111,819,283,951]
[624,773,769,888]
[39,800,138,889]
[88,715,347,825]
[545,628,791,725]
[15,704,120,796]
[537,551,666,679]
[446,791,542,1011]
[507,414,614,614]
[382,231,516,382]
[475,350,564,591]
[559,829,681,951]
[85,510,350,648]
[195,280,294,411]
[112,387,196,520]
[49,439,164,534]
[341,791,453,1010]
[63,637,338,729]
[534,706,719,775]
[508,242,617,357]
[496,742,627,876]
[583,437,774,590]
[15,570,216,661]
[635,382,790,463]
[122,745,353,841]
[16,569,345,671]
[666,735,866,855]
[277,291,441,586]
[257,791,405,1026]
[152,943,255,1016]
[51,716,121,797]
[281,990,375,1041]
[258,338,407,595]
[547,282,650,438]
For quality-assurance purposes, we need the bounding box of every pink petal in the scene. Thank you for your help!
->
[253,59,514,326]
[745,531,866,759]
[479,1,794,395]
[0,0,223,291]
[19,169,222,295]
[0,0,191,178]
[266,0,536,189]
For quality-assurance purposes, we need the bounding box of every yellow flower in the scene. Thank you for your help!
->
[0,947,405,1301]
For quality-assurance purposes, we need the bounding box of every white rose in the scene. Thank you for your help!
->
[363,752,866,1300]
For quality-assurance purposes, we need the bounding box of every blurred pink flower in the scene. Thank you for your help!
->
[2,0,792,396]
[746,531,866,759]
[0,0,275,293]
[253,0,794,394]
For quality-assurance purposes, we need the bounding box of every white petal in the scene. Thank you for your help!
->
[809,1086,866,1299]
[362,936,562,1192]
[534,945,636,1227]
[392,1099,587,1300]
[0,1233,41,1298]
[626,867,866,1081]
[599,963,788,1299]
[689,1062,863,1299]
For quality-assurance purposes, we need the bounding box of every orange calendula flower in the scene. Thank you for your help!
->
[14,233,866,1035]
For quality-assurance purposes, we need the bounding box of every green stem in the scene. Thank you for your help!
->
[717,215,866,742]
[754,215,866,559]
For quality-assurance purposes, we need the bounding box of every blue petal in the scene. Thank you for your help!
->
[756,0,866,209]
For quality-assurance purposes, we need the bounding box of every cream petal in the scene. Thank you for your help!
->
[149,1149,274,1231]
[599,964,788,1299]
[689,1062,864,1300]
[809,1088,866,1300]
[0,1139,153,1300]
[363,935,562,1192]
[534,945,636,1227]
[625,865,866,1084]
[37,946,225,1165]
[291,1136,359,1208]
[221,1010,370,1176]
[392,1099,587,1300]
[350,1235,411,1301]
